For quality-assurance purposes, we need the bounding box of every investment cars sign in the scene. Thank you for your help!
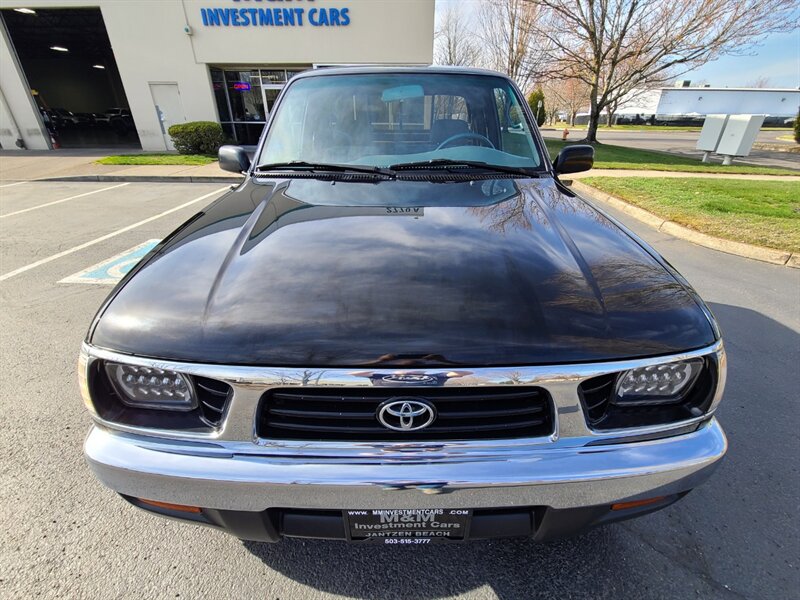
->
[200,0,351,28]
[186,0,432,65]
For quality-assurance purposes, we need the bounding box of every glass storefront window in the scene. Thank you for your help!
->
[261,69,287,84]
[233,123,266,145]
[220,123,235,142]
[210,68,232,122]
[225,70,265,122]
[211,66,310,145]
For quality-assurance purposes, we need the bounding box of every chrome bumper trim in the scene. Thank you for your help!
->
[85,418,727,511]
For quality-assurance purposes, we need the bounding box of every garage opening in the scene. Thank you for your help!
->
[1,7,140,149]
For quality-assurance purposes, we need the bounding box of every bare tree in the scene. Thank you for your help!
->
[601,56,673,125]
[541,76,590,125]
[478,0,550,92]
[604,102,616,126]
[434,3,481,67]
[746,76,773,88]
[526,0,799,142]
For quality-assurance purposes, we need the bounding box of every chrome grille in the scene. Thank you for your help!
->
[257,387,554,441]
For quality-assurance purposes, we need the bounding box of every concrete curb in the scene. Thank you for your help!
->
[32,175,244,184]
[570,180,798,269]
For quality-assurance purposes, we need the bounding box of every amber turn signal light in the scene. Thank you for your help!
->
[137,498,202,514]
[611,496,666,511]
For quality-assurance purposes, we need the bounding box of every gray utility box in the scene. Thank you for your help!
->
[716,114,766,159]
[697,115,729,151]
[696,114,729,162]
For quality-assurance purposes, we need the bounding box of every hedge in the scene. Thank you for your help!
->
[167,121,225,155]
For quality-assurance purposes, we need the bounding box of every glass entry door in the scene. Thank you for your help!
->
[261,85,283,121]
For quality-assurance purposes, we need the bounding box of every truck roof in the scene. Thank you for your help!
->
[292,65,512,80]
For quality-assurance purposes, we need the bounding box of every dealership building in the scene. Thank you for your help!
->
[0,0,435,151]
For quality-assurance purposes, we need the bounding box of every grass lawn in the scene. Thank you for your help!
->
[544,139,799,176]
[554,125,793,132]
[582,177,800,253]
[545,139,800,175]
[96,154,217,166]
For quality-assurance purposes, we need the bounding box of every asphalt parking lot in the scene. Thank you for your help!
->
[1,180,798,599]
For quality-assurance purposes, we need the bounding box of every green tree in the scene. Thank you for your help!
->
[794,109,800,144]
[527,88,546,126]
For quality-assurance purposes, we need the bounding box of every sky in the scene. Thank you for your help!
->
[682,31,799,89]
[434,1,800,89]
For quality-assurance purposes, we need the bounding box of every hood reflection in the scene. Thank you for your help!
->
[91,177,716,366]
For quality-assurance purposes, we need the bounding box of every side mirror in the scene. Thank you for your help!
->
[553,144,594,175]
[218,145,251,174]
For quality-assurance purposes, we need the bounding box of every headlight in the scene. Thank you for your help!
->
[614,359,703,406]
[105,362,196,411]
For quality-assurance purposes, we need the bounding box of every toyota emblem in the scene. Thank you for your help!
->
[377,398,436,432]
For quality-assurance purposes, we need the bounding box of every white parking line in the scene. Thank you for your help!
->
[0,181,29,189]
[0,182,130,219]
[0,186,229,283]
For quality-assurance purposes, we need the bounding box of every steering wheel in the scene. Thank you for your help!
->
[330,129,352,145]
[436,132,496,150]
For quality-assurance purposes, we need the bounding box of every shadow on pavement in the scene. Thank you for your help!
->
[244,527,619,600]
[243,303,800,599]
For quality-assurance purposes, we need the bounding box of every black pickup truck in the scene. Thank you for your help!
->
[80,67,726,544]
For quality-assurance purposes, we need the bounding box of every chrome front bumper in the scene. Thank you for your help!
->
[85,418,727,512]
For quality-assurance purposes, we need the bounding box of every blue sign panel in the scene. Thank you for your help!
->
[60,240,160,285]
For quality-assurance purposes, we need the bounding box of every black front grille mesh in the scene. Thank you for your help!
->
[195,377,232,427]
[578,374,616,425]
[257,387,554,441]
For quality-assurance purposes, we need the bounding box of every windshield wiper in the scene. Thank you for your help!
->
[253,161,394,177]
[389,159,537,178]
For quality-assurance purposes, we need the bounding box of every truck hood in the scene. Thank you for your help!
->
[90,177,716,366]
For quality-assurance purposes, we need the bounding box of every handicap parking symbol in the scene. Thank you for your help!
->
[60,239,160,285]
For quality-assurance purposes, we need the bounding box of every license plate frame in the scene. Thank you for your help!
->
[343,508,472,543]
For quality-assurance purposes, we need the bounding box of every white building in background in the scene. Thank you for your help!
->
[0,0,435,151]
[614,86,800,124]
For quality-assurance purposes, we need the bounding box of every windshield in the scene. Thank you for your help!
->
[258,73,543,171]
